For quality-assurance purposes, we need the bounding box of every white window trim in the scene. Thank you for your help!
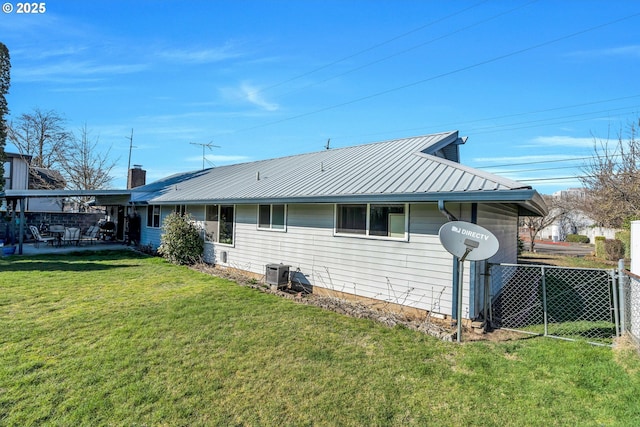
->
[257,204,287,232]
[217,204,236,247]
[333,203,409,241]
[147,205,161,228]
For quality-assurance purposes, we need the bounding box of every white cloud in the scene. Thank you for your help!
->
[568,45,640,59]
[530,136,594,148]
[159,42,244,64]
[472,153,584,164]
[186,154,250,164]
[15,60,147,82]
[240,83,279,111]
[219,83,279,112]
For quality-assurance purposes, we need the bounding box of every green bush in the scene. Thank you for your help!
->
[565,234,590,244]
[614,230,630,259]
[158,213,204,265]
[594,236,606,259]
[604,239,625,262]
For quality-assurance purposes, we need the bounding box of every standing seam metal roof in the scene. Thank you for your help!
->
[130,131,544,214]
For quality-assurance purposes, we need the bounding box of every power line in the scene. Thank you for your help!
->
[229,10,640,135]
[276,0,538,99]
[319,94,640,146]
[255,0,491,95]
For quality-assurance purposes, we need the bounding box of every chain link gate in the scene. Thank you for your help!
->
[488,264,618,346]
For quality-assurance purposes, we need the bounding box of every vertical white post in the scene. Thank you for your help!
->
[630,221,640,339]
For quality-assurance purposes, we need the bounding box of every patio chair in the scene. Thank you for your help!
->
[81,225,99,245]
[29,225,55,248]
[61,227,81,246]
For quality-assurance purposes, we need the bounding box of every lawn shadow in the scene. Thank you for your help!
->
[0,250,148,273]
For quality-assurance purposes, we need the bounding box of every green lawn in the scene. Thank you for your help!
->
[1,251,639,426]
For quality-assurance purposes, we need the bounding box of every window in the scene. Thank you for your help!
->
[204,205,218,242]
[3,161,11,189]
[147,205,160,228]
[175,204,187,215]
[258,204,286,230]
[219,205,235,245]
[370,205,406,238]
[202,205,235,245]
[336,204,366,235]
[335,203,406,239]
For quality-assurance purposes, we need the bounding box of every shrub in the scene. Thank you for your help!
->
[614,230,630,259]
[566,234,590,244]
[594,236,606,259]
[517,236,524,255]
[158,213,204,265]
[603,239,625,262]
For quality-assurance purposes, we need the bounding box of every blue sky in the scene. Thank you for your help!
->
[2,0,639,194]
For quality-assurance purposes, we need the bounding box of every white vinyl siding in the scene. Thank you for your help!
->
[206,203,463,316]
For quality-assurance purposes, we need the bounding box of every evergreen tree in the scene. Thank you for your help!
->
[0,43,10,191]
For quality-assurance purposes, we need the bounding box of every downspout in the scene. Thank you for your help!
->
[438,200,459,324]
[438,200,457,222]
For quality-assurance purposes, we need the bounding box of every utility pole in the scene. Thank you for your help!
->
[190,141,220,170]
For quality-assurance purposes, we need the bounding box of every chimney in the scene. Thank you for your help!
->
[128,164,146,189]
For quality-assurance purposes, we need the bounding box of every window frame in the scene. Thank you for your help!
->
[334,203,408,240]
[257,204,287,232]
[217,204,235,246]
[203,204,219,243]
[147,205,160,228]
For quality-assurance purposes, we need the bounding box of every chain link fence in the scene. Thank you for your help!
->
[621,269,640,350]
[489,264,617,346]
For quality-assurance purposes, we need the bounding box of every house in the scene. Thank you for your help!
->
[130,131,546,322]
[539,188,621,243]
[2,152,66,212]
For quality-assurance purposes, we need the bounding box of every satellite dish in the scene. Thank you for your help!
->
[438,221,499,261]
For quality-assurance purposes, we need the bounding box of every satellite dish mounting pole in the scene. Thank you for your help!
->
[438,222,499,343]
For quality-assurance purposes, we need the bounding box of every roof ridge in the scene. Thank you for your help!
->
[201,131,460,170]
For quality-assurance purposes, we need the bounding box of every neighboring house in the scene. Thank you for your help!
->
[539,188,620,243]
[1,152,66,212]
[130,131,546,321]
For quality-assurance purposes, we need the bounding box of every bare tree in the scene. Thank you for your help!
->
[59,124,118,191]
[580,120,640,228]
[520,194,567,252]
[6,108,71,169]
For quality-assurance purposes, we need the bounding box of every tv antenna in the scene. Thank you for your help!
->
[190,141,220,170]
[126,129,136,188]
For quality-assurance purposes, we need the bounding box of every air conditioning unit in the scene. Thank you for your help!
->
[266,264,289,286]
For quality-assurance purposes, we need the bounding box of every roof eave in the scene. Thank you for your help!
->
[137,189,547,216]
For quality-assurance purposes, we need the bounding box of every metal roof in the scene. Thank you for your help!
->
[128,131,546,215]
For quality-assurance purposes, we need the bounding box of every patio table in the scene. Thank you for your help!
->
[49,225,65,247]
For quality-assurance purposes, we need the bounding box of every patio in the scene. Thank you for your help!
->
[6,241,133,256]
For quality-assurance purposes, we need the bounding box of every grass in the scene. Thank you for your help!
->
[1,250,640,426]
[519,252,617,269]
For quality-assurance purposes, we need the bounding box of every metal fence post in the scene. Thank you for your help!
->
[541,266,548,337]
[611,268,620,337]
[618,259,627,335]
